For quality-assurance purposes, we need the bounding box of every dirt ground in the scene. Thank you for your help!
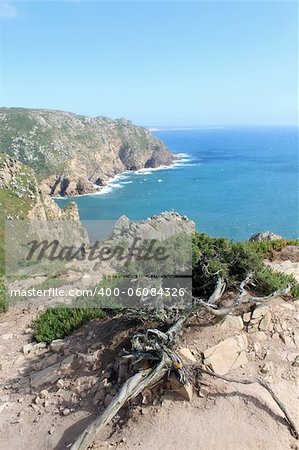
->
[0,253,298,450]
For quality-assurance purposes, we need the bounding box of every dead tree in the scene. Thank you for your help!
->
[71,282,297,450]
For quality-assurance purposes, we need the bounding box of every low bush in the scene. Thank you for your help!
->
[0,278,6,313]
[32,307,105,343]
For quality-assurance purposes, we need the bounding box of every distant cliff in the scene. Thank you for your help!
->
[0,108,174,196]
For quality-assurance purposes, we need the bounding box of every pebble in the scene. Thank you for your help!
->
[62,408,70,416]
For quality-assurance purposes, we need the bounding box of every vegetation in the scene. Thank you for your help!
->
[30,234,299,343]
[0,278,6,312]
[32,306,105,343]
[192,233,299,298]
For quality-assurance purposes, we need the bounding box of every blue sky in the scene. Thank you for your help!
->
[0,1,297,126]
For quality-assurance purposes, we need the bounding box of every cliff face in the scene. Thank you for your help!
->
[0,153,79,221]
[0,108,174,196]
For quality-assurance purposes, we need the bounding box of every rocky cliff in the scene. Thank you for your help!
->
[0,108,174,196]
[0,153,79,221]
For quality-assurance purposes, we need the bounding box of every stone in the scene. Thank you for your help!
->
[62,408,70,416]
[22,343,35,355]
[219,315,244,331]
[203,334,248,375]
[261,362,273,374]
[30,363,61,388]
[50,339,65,353]
[169,374,193,401]
[250,331,267,342]
[56,379,65,389]
[92,389,106,406]
[177,347,197,363]
[39,389,49,399]
[259,312,272,332]
[252,305,269,321]
[280,334,292,346]
[249,231,283,241]
[60,355,75,371]
[42,354,58,369]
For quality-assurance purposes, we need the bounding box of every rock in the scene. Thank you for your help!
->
[169,374,193,401]
[0,108,174,197]
[56,379,65,389]
[62,408,70,416]
[30,363,61,388]
[249,231,283,242]
[60,355,75,371]
[50,339,65,353]
[177,347,197,363]
[259,312,272,332]
[22,343,35,355]
[261,362,273,374]
[39,389,49,399]
[219,315,243,331]
[42,353,58,369]
[250,331,267,342]
[110,211,195,245]
[92,389,106,406]
[252,305,270,321]
[280,334,292,346]
[203,334,248,375]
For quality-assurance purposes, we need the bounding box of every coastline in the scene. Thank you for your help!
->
[53,153,192,199]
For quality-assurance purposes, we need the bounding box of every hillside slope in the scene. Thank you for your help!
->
[0,108,174,196]
[0,152,79,278]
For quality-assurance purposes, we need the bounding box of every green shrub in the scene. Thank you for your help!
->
[0,278,6,313]
[32,307,105,343]
[192,233,299,298]
[255,266,299,297]
[244,239,299,257]
[192,233,262,296]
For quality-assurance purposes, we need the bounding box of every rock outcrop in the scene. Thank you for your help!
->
[249,231,283,241]
[0,108,174,196]
[0,152,79,221]
[110,211,195,244]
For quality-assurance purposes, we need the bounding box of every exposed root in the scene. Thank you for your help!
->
[198,366,298,440]
[70,279,295,449]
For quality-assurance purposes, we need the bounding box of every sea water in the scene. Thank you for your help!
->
[55,127,298,241]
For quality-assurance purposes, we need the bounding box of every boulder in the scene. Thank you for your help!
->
[203,335,248,375]
[219,315,244,331]
[49,339,65,353]
[249,231,283,242]
[110,211,195,244]
[30,363,61,388]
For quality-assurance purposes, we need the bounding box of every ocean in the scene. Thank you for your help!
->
[55,127,298,241]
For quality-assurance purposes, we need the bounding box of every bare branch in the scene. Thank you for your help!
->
[208,277,226,304]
